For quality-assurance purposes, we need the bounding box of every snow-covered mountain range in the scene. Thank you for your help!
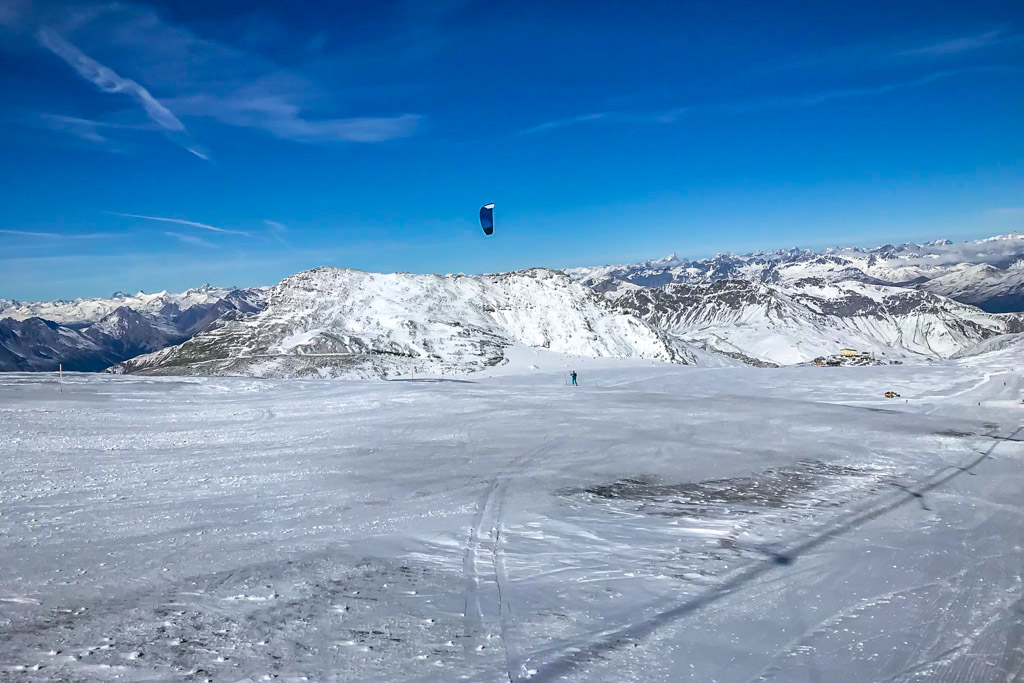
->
[111,268,685,378]
[7,232,1024,376]
[0,286,267,371]
[568,233,1024,311]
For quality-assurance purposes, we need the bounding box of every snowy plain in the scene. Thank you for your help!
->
[1,351,1023,682]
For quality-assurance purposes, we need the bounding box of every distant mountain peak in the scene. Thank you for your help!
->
[187,283,220,293]
[646,253,684,268]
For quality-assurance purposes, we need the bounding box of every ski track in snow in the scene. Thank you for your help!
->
[1,357,1023,682]
[463,479,498,659]
[461,437,566,681]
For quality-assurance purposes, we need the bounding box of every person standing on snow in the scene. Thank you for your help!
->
[571,370,578,386]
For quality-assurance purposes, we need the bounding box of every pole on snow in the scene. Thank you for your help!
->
[58,363,62,393]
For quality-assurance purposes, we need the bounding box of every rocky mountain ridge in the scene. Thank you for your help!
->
[0,287,267,371]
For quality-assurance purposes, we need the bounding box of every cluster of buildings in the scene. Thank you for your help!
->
[813,349,882,367]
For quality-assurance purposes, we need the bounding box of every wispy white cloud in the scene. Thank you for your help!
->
[44,117,105,143]
[35,26,212,160]
[758,28,1023,75]
[164,231,218,248]
[163,92,422,143]
[37,27,184,132]
[271,114,420,143]
[264,219,289,246]
[522,66,1017,134]
[18,3,427,148]
[109,212,251,236]
[0,228,120,239]
[37,114,152,147]
[898,30,1007,57]
[185,145,211,161]
[0,229,64,238]
[520,113,611,135]
[755,66,1017,108]
[520,108,688,135]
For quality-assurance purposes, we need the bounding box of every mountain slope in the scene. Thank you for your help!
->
[919,261,1024,313]
[0,318,121,372]
[112,268,687,378]
[84,306,186,359]
[614,279,1016,366]
[953,331,1024,360]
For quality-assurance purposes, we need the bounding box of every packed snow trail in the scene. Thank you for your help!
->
[1,359,1023,681]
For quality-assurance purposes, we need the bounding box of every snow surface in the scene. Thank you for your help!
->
[2,350,1024,681]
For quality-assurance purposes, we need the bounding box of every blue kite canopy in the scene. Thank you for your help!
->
[479,203,494,236]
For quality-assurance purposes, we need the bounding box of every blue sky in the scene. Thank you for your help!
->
[1,0,1022,300]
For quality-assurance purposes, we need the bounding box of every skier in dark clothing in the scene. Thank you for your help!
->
[571,371,578,386]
